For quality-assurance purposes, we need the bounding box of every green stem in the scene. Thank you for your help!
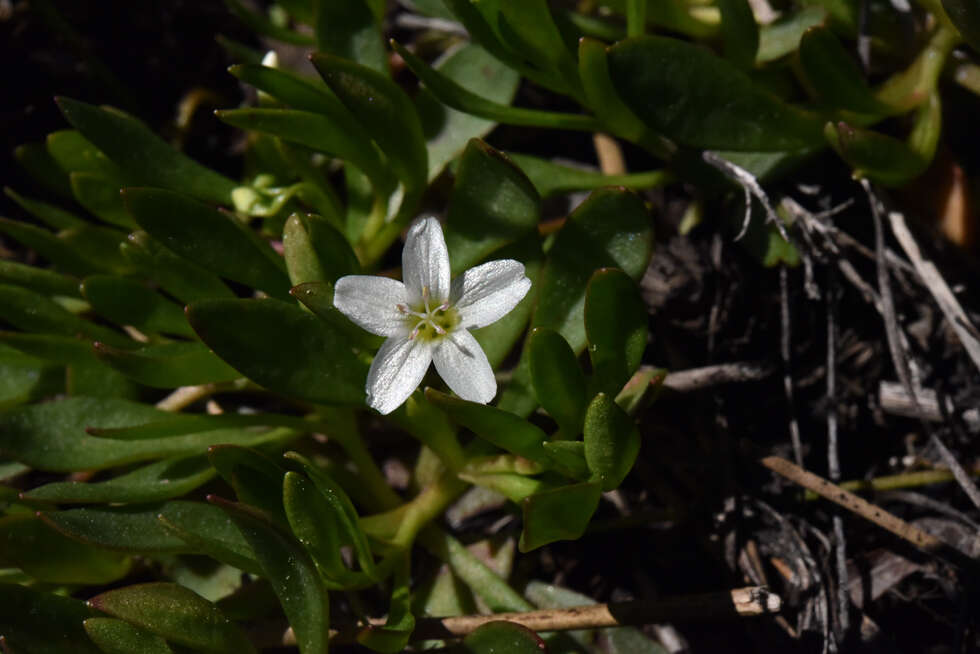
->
[318,408,403,511]
[803,467,978,501]
[875,26,960,113]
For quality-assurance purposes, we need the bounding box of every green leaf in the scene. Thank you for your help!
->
[313,0,387,74]
[457,471,544,503]
[0,259,81,297]
[507,152,672,198]
[541,441,590,480]
[718,0,759,69]
[120,231,234,303]
[229,63,341,114]
[216,108,396,198]
[81,275,194,337]
[0,585,101,654]
[944,0,980,53]
[756,6,828,63]
[463,621,548,653]
[311,52,428,192]
[0,344,56,410]
[0,514,131,584]
[356,553,414,653]
[123,188,291,300]
[583,393,640,491]
[209,445,287,522]
[419,43,520,180]
[89,583,256,654]
[0,283,131,347]
[67,359,140,399]
[224,0,315,45]
[519,481,601,551]
[585,268,648,396]
[59,223,134,274]
[94,341,243,388]
[426,389,550,466]
[83,618,174,654]
[393,40,601,132]
[494,0,583,99]
[0,332,102,365]
[70,171,135,228]
[799,27,891,115]
[23,456,215,504]
[42,505,191,553]
[46,129,126,179]
[156,502,262,575]
[0,217,102,275]
[213,499,329,654]
[4,186,86,230]
[824,121,929,186]
[443,139,541,274]
[283,212,359,286]
[0,396,297,472]
[56,97,238,204]
[527,327,587,436]
[187,298,368,405]
[13,142,73,199]
[607,35,823,151]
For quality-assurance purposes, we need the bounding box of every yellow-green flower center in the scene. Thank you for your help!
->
[398,287,459,342]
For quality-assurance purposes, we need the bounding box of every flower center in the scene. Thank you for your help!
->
[397,286,459,342]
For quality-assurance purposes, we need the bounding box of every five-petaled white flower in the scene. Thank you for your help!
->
[334,217,531,415]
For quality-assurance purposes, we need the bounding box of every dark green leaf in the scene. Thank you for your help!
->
[283,212,359,286]
[0,283,131,347]
[83,618,174,654]
[718,0,759,69]
[13,142,73,199]
[82,275,193,337]
[313,0,387,74]
[213,499,329,654]
[4,186,86,230]
[0,396,297,472]
[0,585,100,654]
[188,298,367,404]
[0,344,56,410]
[0,332,100,365]
[507,153,672,198]
[583,393,640,491]
[824,121,929,186]
[229,63,341,114]
[290,281,383,348]
[224,0,315,45]
[799,27,891,115]
[209,445,287,522]
[56,97,238,204]
[94,341,242,388]
[463,620,548,653]
[756,6,828,63]
[70,171,137,228]
[120,231,234,303]
[494,0,582,99]
[419,43,520,180]
[0,259,81,297]
[541,441,590,480]
[528,327,587,436]
[46,129,126,179]
[444,139,541,274]
[157,502,262,575]
[356,554,414,652]
[123,188,291,300]
[67,359,139,399]
[59,223,134,274]
[608,35,823,151]
[0,514,131,584]
[23,456,215,504]
[393,40,601,132]
[585,268,647,396]
[0,217,102,275]
[42,505,191,553]
[89,583,256,654]
[312,52,428,192]
[519,481,601,551]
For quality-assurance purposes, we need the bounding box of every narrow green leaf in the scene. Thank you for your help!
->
[187,298,368,405]
[94,341,243,388]
[756,6,828,63]
[123,188,291,300]
[608,35,823,151]
[311,52,428,191]
[46,129,126,179]
[213,499,329,654]
[0,217,102,275]
[393,40,602,132]
[229,63,340,114]
[70,171,137,228]
[0,585,100,654]
[799,27,891,115]
[824,121,929,186]
[457,471,544,503]
[541,441,590,480]
[528,328,587,436]
[59,223,134,274]
[313,0,387,74]
[519,481,601,551]
[157,502,262,575]
[425,388,550,466]
[583,393,641,491]
[0,344,56,410]
[444,139,541,274]
[67,359,139,399]
[0,514,131,584]
[585,268,648,396]
[356,554,415,652]
[120,231,234,303]
[463,621,548,653]
[419,43,520,180]
[0,259,81,297]
[82,275,193,337]
[0,396,297,472]
[83,618,174,654]
[508,153,672,198]
[0,332,101,365]
[495,0,582,99]
[283,212,359,286]
[23,456,215,504]
[56,97,238,204]
[0,283,131,347]
[4,186,86,230]
[89,583,256,654]
[718,0,759,69]
[209,445,288,522]
[42,505,190,553]
[88,412,318,440]
[14,142,73,199]
[290,281,383,348]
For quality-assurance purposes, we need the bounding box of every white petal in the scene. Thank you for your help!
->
[333,275,410,337]
[402,216,451,304]
[366,335,433,414]
[451,259,532,329]
[432,329,496,404]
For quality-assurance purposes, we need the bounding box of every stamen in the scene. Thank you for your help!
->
[433,324,446,335]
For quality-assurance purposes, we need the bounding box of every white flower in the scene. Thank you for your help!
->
[333,217,532,415]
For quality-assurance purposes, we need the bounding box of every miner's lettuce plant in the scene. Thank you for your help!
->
[1,0,975,651]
